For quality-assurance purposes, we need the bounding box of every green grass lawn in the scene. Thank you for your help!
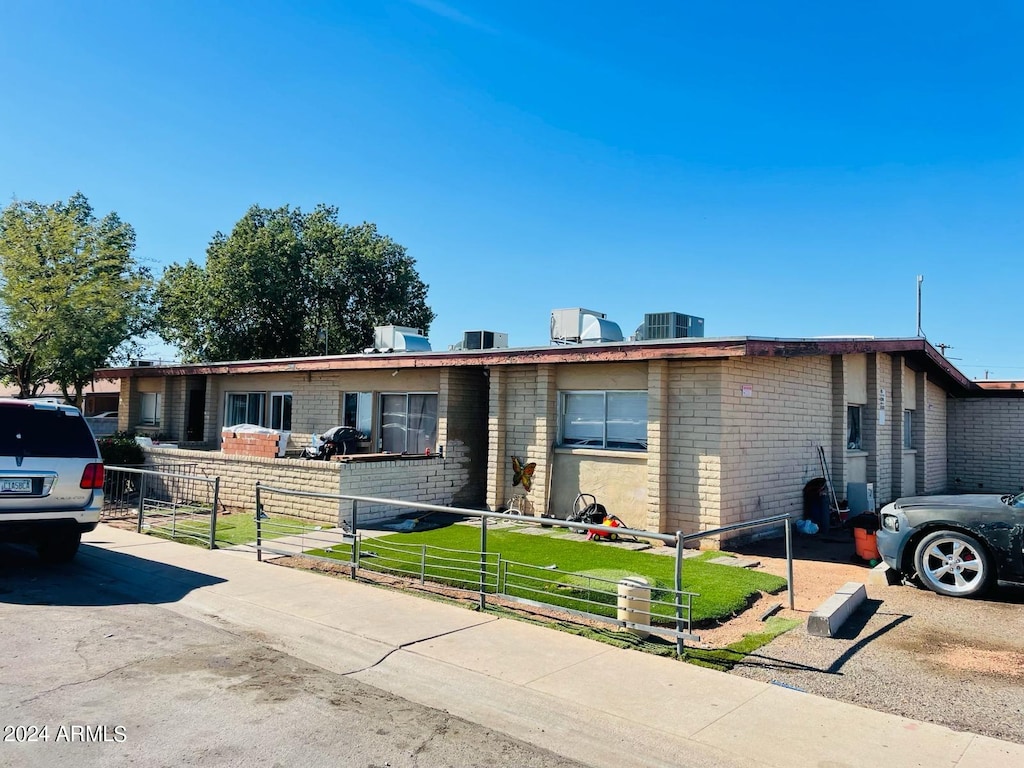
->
[312,523,787,625]
[145,512,314,548]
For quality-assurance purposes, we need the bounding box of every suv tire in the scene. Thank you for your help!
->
[37,530,82,564]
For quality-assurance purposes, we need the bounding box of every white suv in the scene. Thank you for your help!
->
[0,398,104,562]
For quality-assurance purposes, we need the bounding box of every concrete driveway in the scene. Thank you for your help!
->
[0,542,585,768]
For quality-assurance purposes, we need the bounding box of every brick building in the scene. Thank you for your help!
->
[98,336,1024,538]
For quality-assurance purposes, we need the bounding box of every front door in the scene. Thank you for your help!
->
[186,389,206,442]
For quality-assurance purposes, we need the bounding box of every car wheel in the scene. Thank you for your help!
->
[913,529,992,598]
[37,530,82,564]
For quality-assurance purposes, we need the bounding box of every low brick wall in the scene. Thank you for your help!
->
[140,444,480,528]
[220,429,280,459]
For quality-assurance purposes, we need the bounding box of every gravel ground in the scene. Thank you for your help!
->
[729,577,1024,744]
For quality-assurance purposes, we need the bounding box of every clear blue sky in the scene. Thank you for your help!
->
[2,1,1021,379]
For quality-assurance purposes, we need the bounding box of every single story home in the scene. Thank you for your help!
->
[96,336,1024,539]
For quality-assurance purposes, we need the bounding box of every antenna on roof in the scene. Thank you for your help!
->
[916,275,925,338]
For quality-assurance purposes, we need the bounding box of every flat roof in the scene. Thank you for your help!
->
[96,335,986,394]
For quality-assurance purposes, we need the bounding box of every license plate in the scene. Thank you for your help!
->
[0,478,32,493]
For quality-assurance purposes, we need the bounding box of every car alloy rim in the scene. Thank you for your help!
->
[921,536,985,594]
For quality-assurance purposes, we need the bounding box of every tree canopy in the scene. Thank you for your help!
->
[156,204,435,362]
[0,193,153,403]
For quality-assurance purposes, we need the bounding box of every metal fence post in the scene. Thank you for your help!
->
[785,515,795,610]
[351,499,358,534]
[479,515,488,611]
[136,473,147,533]
[349,534,358,580]
[675,530,685,658]
[255,482,263,563]
[420,544,427,585]
[209,477,220,550]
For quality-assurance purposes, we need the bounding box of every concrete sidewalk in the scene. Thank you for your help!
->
[81,525,1022,768]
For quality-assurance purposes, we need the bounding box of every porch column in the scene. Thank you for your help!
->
[532,364,557,516]
[486,367,507,511]
[646,360,669,532]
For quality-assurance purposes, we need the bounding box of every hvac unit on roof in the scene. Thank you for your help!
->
[635,312,705,341]
[452,330,509,351]
[370,325,432,352]
[550,308,624,344]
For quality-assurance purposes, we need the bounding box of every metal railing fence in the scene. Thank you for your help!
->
[253,483,796,655]
[102,465,220,549]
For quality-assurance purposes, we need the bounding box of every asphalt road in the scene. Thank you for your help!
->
[0,544,586,768]
[731,578,1024,745]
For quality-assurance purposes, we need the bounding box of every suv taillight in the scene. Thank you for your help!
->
[80,463,105,489]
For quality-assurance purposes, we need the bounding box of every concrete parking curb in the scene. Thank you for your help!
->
[807,581,866,637]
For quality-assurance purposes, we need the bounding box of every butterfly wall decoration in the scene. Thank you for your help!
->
[511,456,537,492]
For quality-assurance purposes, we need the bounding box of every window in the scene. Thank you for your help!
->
[380,393,438,454]
[559,391,647,451]
[847,405,862,450]
[225,392,267,427]
[343,392,372,435]
[903,410,913,449]
[270,393,292,431]
[140,392,160,426]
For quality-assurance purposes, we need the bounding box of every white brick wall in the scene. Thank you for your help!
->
[925,379,947,493]
[142,446,470,528]
[948,397,1024,493]
[719,356,832,527]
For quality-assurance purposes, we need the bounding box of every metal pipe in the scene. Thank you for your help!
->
[255,482,263,563]
[136,473,146,533]
[209,476,220,550]
[675,530,684,658]
[785,515,795,610]
[254,485,678,544]
[479,515,488,611]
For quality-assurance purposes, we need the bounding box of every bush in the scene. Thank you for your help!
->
[98,432,144,466]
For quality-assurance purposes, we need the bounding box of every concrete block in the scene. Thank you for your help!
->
[807,581,866,638]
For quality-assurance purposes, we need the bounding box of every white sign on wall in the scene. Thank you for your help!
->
[878,387,887,425]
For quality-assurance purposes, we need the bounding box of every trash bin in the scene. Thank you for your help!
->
[848,512,881,562]
[803,478,829,532]
[617,577,651,639]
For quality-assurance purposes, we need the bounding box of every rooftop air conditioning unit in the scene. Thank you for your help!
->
[459,330,509,350]
[550,308,624,344]
[637,312,705,340]
[130,359,156,367]
[372,325,432,352]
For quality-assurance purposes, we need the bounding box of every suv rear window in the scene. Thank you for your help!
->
[0,404,100,459]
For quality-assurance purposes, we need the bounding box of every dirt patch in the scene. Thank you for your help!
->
[933,646,1024,679]
[892,630,1024,680]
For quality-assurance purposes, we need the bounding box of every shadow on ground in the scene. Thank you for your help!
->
[0,542,226,607]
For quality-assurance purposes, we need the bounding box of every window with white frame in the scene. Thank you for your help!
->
[342,392,373,435]
[559,391,647,451]
[380,393,437,454]
[847,405,862,450]
[140,392,160,426]
[270,392,292,431]
[225,392,268,427]
[903,410,913,449]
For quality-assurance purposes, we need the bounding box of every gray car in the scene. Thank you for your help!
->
[877,493,1024,597]
[0,398,104,562]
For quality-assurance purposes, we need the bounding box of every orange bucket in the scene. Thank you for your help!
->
[854,528,880,561]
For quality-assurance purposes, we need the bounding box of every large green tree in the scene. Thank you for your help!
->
[156,204,435,362]
[0,193,152,402]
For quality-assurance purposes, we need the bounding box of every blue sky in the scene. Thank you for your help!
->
[2,1,1021,379]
